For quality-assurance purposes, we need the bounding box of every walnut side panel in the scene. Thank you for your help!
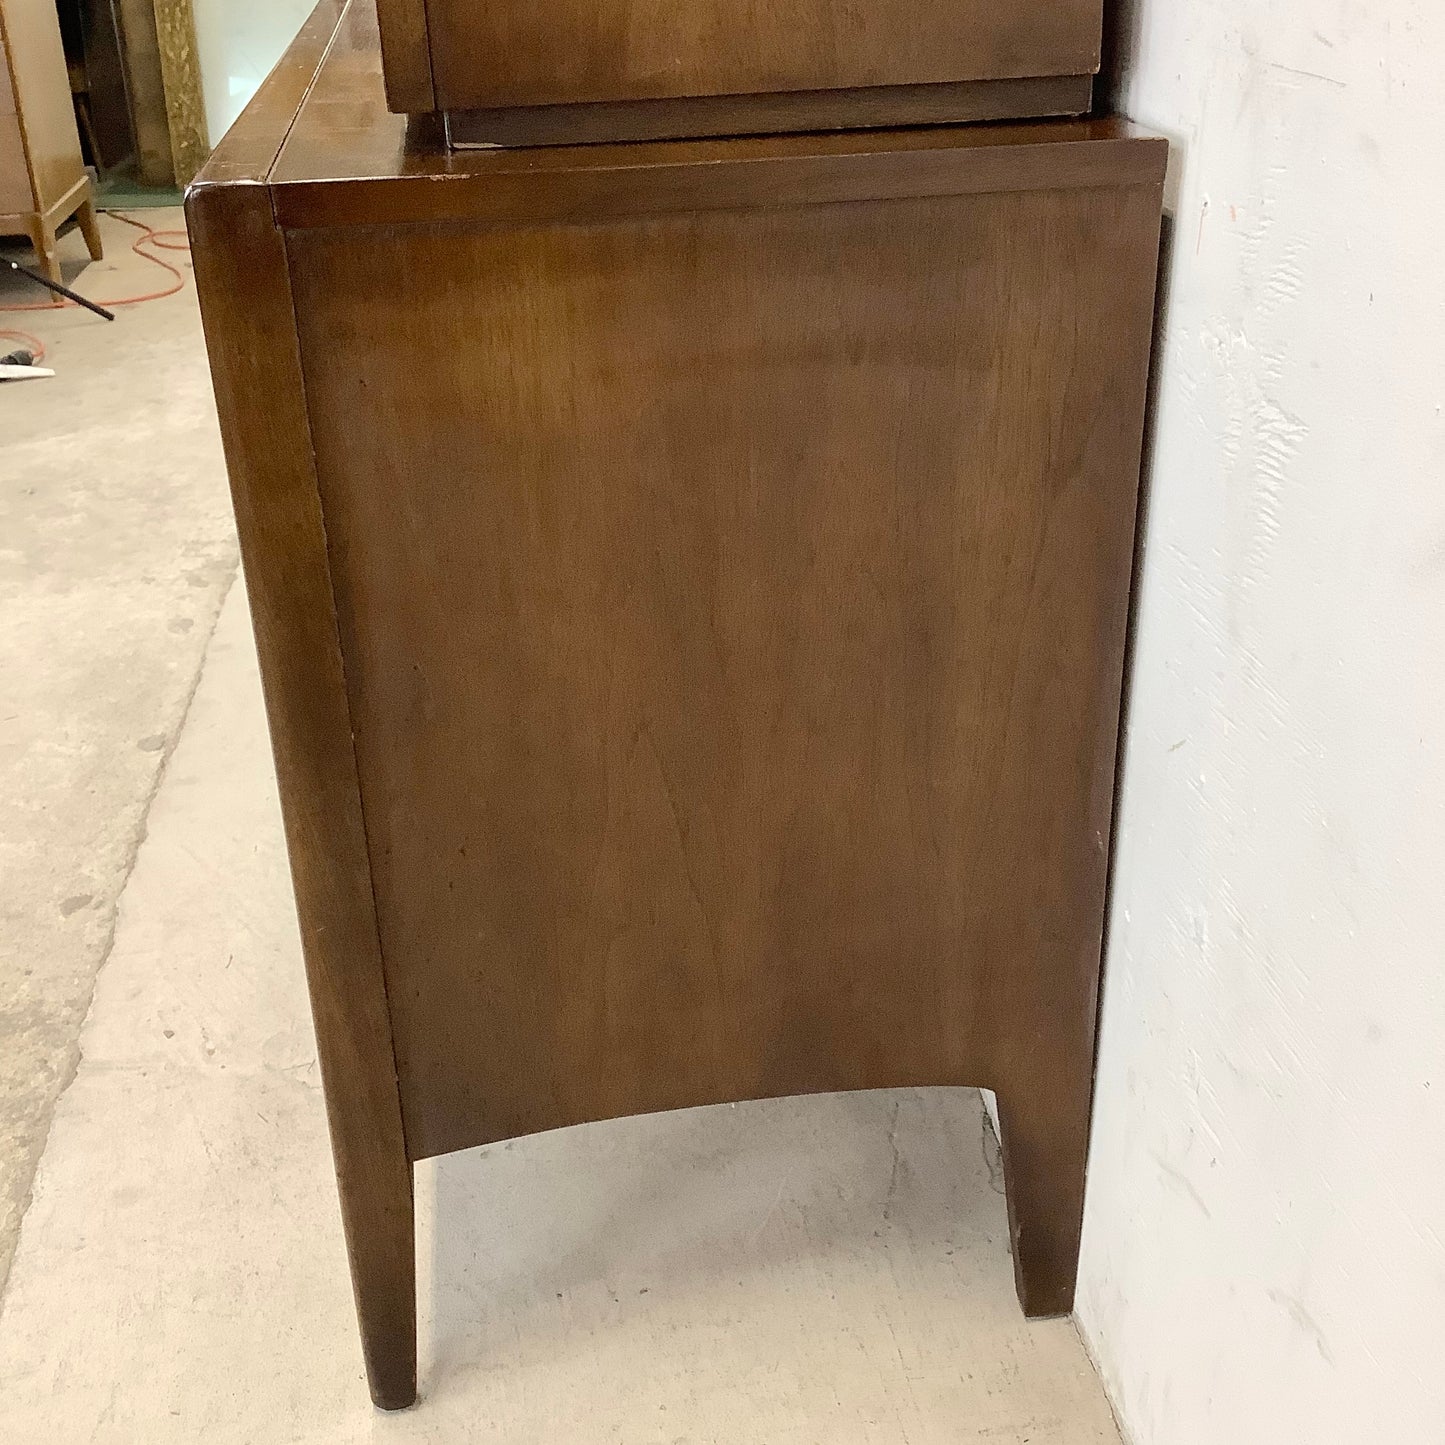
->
[185,180,415,1409]
[284,177,1162,1211]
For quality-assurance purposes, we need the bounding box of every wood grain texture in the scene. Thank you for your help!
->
[187,21,415,1401]
[286,179,1159,1185]
[276,114,1163,230]
[374,0,432,112]
[445,74,1092,149]
[406,0,1102,112]
[187,185,417,1407]
[191,0,1164,1402]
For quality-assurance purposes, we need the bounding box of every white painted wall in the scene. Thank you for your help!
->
[1078,2,1445,1442]
[192,0,315,145]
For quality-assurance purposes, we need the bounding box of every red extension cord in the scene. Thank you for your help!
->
[1,211,191,364]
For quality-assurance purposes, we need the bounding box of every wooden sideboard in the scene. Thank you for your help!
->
[189,0,1164,1410]
[0,0,100,290]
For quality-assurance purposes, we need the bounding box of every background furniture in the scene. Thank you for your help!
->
[191,0,1163,1410]
[1,0,101,292]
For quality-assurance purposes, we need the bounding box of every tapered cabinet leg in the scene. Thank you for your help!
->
[187,179,421,1411]
[25,219,64,303]
[994,1080,1093,1317]
[39,226,61,287]
[77,198,104,262]
[338,1156,418,1409]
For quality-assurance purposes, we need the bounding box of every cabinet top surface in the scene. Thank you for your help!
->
[192,0,1165,230]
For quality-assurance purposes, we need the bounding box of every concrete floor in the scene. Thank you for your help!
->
[0,210,238,1290]
[0,215,1124,1442]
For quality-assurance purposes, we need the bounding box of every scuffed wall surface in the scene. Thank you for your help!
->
[1079,3,1445,1442]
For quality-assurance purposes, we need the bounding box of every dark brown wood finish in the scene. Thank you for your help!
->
[187,0,415,1410]
[191,0,1164,1409]
[275,114,1162,231]
[263,2,1154,231]
[379,0,1102,115]
[444,74,1093,149]
[373,0,431,112]
[288,166,1161,1154]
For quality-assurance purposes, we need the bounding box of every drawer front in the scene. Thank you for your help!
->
[418,0,1103,112]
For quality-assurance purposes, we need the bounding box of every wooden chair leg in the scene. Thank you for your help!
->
[994,1072,1094,1318]
[77,198,104,262]
[336,1154,418,1409]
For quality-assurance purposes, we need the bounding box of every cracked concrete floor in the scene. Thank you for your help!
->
[0,210,238,1291]
[0,213,1123,1442]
